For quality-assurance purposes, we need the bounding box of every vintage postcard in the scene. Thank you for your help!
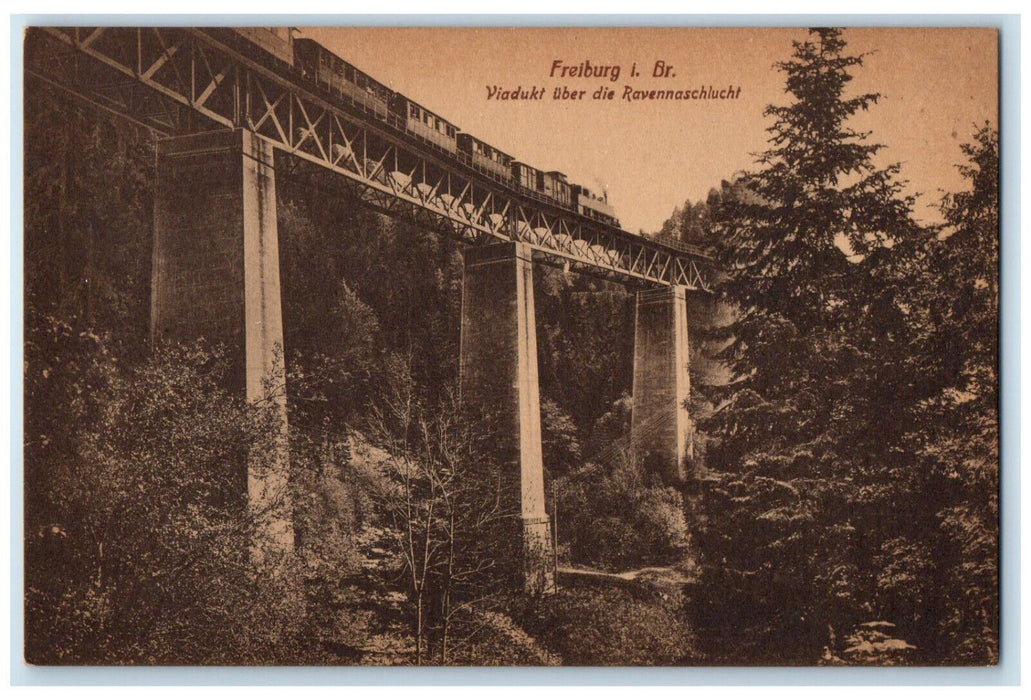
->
[22,25,1000,667]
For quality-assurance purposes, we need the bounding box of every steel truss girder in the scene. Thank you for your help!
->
[25,26,714,291]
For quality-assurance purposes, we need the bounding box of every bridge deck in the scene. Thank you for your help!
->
[26,26,715,291]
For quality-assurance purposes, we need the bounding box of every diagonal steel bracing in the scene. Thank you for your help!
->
[25,25,715,291]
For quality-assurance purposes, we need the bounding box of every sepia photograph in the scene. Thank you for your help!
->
[20,22,1000,668]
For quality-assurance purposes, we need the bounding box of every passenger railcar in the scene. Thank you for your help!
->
[232,27,295,66]
[239,33,625,231]
[542,171,572,207]
[512,163,575,208]
[457,133,513,182]
[390,94,458,153]
[294,38,391,119]
[511,161,540,194]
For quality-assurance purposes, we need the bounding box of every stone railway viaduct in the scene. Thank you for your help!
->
[26,26,717,592]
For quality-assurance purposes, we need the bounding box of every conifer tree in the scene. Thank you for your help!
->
[696,28,922,662]
[903,126,999,663]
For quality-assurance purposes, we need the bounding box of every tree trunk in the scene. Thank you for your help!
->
[416,592,423,665]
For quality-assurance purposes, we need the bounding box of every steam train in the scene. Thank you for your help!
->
[233,29,621,228]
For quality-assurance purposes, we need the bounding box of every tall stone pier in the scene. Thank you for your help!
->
[459,242,555,594]
[152,128,293,559]
[631,285,692,483]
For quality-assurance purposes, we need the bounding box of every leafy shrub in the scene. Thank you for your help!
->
[25,328,309,664]
[556,453,688,571]
[524,587,699,665]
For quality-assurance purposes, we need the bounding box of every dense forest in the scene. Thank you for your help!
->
[23,28,998,665]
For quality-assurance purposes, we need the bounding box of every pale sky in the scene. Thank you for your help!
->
[299,26,998,235]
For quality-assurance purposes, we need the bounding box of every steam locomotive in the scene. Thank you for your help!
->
[235,29,622,228]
